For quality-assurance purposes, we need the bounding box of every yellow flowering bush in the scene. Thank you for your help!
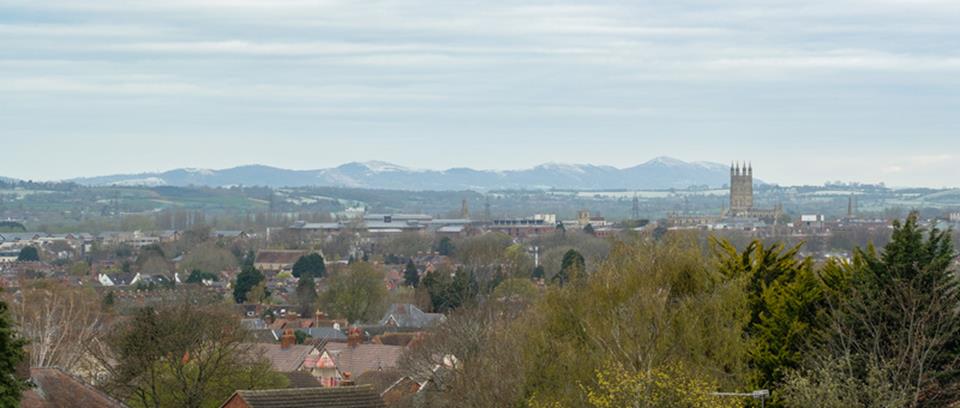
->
[583,362,743,408]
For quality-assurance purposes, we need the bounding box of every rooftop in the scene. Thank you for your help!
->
[221,385,386,408]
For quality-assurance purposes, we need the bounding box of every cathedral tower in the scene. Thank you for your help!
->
[729,161,754,214]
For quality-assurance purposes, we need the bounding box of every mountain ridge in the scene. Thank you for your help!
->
[64,157,740,190]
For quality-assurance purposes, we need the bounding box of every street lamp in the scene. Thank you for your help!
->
[712,389,770,408]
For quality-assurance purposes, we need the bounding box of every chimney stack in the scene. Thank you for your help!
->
[340,372,355,387]
[347,327,362,348]
[280,328,296,349]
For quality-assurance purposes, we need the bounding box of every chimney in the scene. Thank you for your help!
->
[280,328,296,349]
[347,327,362,348]
[340,372,355,387]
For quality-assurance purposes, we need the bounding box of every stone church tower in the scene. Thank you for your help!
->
[730,162,753,214]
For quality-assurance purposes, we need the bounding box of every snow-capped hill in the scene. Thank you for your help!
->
[645,156,689,167]
[534,163,590,174]
[108,177,168,187]
[183,168,215,176]
[70,157,738,190]
[357,161,416,173]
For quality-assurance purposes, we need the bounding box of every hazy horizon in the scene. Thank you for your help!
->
[4,156,957,189]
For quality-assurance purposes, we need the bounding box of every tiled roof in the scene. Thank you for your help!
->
[223,385,386,408]
[284,371,322,389]
[377,304,444,329]
[296,327,347,342]
[323,343,403,377]
[253,343,316,372]
[22,367,128,408]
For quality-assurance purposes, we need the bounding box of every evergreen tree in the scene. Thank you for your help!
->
[0,300,26,406]
[842,213,960,406]
[185,269,218,284]
[404,260,420,287]
[233,265,265,304]
[296,275,318,314]
[554,249,585,286]
[532,265,545,280]
[292,253,326,279]
[16,246,39,262]
[714,239,826,395]
[583,223,595,236]
[102,291,116,309]
[437,237,455,256]
[421,267,478,313]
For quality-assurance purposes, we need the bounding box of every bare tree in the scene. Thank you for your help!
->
[8,282,104,379]
[93,302,286,408]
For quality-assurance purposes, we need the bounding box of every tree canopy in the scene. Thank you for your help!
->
[16,246,39,262]
[233,265,265,304]
[321,262,388,323]
[292,253,326,279]
[97,303,287,407]
[0,299,27,406]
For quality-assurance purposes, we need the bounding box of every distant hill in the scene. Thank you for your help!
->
[69,157,738,190]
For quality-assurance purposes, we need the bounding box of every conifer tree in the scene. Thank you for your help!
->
[0,300,26,406]
[404,259,420,287]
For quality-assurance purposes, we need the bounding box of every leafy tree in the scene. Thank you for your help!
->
[16,246,39,262]
[181,242,236,276]
[185,269,219,284]
[321,262,387,323]
[292,253,326,279]
[554,249,585,286]
[574,362,742,408]
[68,261,91,276]
[97,303,287,408]
[491,278,539,304]
[0,299,27,406]
[404,260,420,287]
[233,265,265,303]
[502,244,534,279]
[780,359,908,408]
[437,237,455,256]
[523,238,749,406]
[454,233,512,269]
[380,232,433,258]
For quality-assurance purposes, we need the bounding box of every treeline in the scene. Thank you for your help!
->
[398,213,960,407]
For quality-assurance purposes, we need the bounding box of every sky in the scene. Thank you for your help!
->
[2,0,959,187]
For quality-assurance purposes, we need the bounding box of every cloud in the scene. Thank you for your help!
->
[2,0,960,185]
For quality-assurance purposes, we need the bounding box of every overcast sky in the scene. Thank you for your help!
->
[2,0,959,187]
